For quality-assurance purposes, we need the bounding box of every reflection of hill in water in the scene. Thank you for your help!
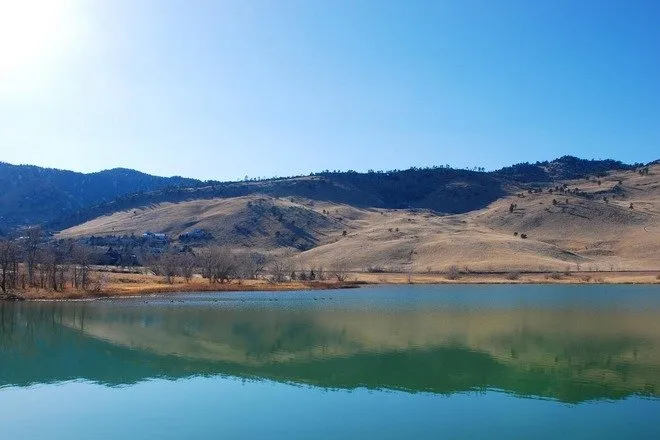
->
[1,301,659,403]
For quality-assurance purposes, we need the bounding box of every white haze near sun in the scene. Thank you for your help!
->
[0,0,84,94]
[0,1,657,181]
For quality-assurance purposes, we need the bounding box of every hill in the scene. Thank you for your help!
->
[495,156,640,182]
[61,196,345,252]
[0,156,641,231]
[49,155,639,231]
[59,162,660,272]
[0,162,200,228]
[50,168,505,231]
[2,156,657,273]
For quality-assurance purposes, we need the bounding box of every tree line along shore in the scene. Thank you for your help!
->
[2,261,659,301]
[2,227,659,301]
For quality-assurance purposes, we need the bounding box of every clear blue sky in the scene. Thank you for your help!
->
[0,0,658,181]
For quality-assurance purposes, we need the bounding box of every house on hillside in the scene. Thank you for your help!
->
[179,229,212,242]
[143,232,167,241]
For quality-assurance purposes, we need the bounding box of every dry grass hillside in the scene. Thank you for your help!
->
[59,165,660,272]
[477,164,660,271]
[59,196,346,251]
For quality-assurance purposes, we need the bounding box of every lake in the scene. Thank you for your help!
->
[1,285,660,439]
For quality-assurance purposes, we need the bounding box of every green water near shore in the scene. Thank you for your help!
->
[1,285,659,439]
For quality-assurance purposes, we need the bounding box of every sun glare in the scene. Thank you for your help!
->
[0,0,78,89]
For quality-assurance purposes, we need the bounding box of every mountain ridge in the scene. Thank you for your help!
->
[0,161,200,229]
[51,156,657,230]
[0,156,654,234]
[54,157,660,272]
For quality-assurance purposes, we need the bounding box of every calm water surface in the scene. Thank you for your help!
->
[1,285,660,439]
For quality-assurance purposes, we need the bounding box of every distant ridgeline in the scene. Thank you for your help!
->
[495,156,641,183]
[0,162,199,231]
[0,156,648,232]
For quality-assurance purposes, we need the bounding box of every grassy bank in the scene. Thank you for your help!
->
[4,271,360,300]
[353,270,660,285]
[3,269,659,301]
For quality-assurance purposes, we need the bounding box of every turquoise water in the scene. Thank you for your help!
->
[1,285,660,439]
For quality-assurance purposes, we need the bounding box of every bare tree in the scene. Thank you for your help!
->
[215,247,236,283]
[157,252,180,284]
[267,259,292,283]
[235,252,267,280]
[199,249,216,283]
[0,240,19,293]
[330,261,350,282]
[56,261,68,291]
[72,244,93,291]
[40,247,61,291]
[446,265,460,280]
[249,252,268,279]
[21,227,42,286]
[178,252,197,283]
[199,246,236,284]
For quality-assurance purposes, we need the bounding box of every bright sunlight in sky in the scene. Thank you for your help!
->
[0,1,658,180]
[0,0,80,93]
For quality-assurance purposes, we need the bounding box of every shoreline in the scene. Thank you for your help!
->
[2,269,659,301]
[356,270,660,285]
[1,280,364,301]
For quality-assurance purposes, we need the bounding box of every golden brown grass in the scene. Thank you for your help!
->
[56,165,660,276]
[9,271,358,300]
[5,268,659,301]
[351,271,660,285]
[291,166,660,273]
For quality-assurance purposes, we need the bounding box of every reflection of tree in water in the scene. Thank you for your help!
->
[1,303,69,357]
[488,325,657,399]
[493,329,649,367]
[230,319,355,358]
[1,302,659,402]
